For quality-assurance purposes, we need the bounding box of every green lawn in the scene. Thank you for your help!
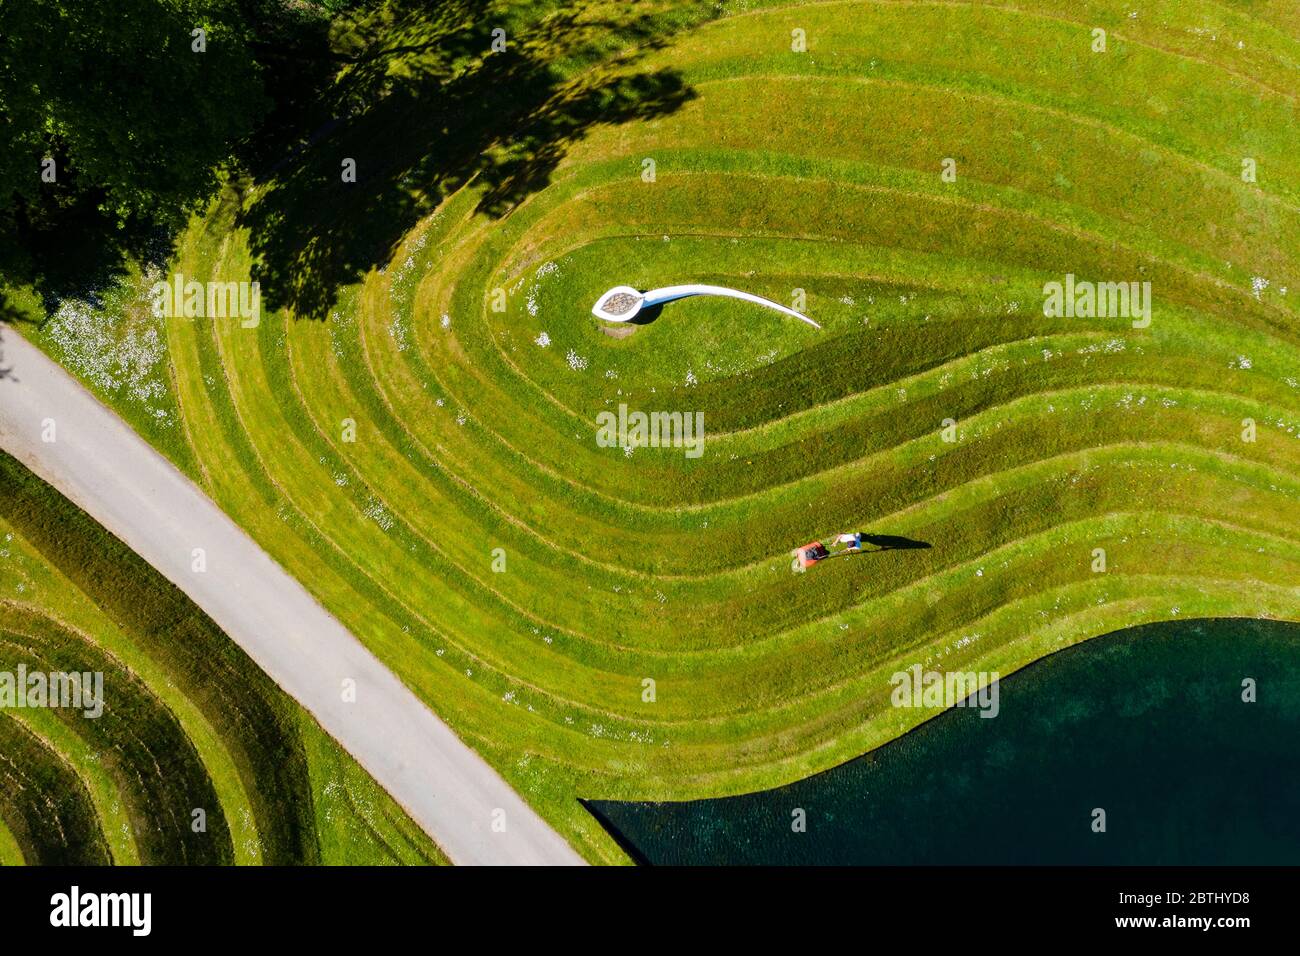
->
[10,0,1300,863]
[0,454,447,865]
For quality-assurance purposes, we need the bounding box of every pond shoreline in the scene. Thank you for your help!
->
[588,617,1300,865]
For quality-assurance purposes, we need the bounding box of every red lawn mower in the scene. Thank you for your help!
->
[792,540,831,570]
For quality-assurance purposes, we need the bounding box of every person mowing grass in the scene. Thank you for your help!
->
[836,532,866,551]
[793,532,864,570]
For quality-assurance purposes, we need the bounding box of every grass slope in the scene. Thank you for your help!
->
[12,0,1300,862]
[0,453,447,865]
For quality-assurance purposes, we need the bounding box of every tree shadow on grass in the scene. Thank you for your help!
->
[0,184,174,320]
[239,0,704,319]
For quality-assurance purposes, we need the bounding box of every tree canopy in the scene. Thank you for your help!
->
[0,0,269,303]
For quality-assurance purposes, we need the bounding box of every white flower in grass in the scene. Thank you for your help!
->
[1251,276,1269,299]
[535,331,550,348]
[363,499,394,532]
[440,313,451,329]
[46,297,168,408]
[566,349,588,371]
[388,316,409,352]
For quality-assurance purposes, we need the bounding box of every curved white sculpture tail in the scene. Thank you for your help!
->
[592,284,820,329]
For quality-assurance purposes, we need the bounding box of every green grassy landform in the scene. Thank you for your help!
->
[0,454,448,865]
[8,0,1300,863]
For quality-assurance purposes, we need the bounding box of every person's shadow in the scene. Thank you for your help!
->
[860,534,931,551]
[827,533,931,559]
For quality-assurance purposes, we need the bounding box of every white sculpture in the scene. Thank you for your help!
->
[592,284,820,329]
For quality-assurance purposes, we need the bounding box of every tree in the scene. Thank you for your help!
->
[0,0,269,304]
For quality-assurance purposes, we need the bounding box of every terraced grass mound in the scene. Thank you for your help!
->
[14,0,1300,862]
[0,454,446,865]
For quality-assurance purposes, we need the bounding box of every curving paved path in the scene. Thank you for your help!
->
[0,326,585,866]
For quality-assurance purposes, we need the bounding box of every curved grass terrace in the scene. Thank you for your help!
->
[0,454,447,865]
[11,0,1300,863]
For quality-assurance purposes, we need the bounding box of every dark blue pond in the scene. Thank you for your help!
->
[586,618,1300,864]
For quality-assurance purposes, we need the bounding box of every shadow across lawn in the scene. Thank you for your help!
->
[859,534,932,551]
[239,0,704,319]
[0,186,175,318]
